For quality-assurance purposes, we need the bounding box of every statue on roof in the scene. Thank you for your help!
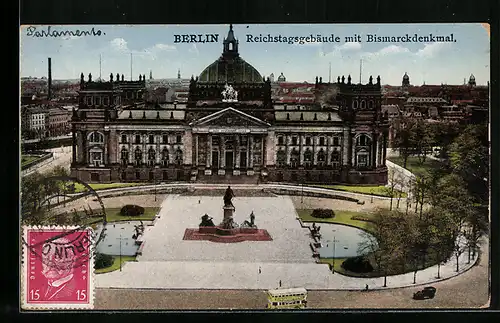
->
[222,83,238,102]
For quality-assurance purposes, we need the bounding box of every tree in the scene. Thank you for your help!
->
[448,124,489,204]
[412,120,433,164]
[393,116,415,169]
[384,168,398,210]
[426,207,455,279]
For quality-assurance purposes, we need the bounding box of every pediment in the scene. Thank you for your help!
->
[189,107,270,128]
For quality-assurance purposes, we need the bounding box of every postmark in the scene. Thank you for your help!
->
[21,226,94,310]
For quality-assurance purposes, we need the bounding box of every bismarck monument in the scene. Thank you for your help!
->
[183,186,273,243]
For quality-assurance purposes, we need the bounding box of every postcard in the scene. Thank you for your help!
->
[20,23,490,310]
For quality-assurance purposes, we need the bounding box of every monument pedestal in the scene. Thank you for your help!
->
[223,205,235,222]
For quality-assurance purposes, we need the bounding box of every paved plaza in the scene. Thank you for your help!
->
[95,194,480,291]
[139,195,313,263]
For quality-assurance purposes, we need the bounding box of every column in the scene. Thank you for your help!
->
[182,130,192,166]
[76,131,83,163]
[247,135,250,168]
[299,134,304,165]
[235,135,240,169]
[372,132,378,168]
[342,127,350,166]
[195,135,199,166]
[265,131,274,166]
[207,134,212,167]
[129,140,134,165]
[221,135,226,168]
[383,132,387,165]
[351,132,356,166]
[103,131,108,165]
[249,135,254,168]
[326,135,331,165]
[72,126,77,164]
[313,135,318,166]
[286,135,292,166]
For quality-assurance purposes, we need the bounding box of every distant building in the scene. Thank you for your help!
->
[46,107,72,137]
[277,72,286,82]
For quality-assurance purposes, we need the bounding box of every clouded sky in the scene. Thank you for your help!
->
[20,23,490,85]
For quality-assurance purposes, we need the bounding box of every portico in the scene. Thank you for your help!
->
[189,107,269,175]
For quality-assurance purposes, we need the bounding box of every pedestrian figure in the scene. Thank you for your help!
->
[259,266,261,274]
[279,280,282,287]
[365,284,369,291]
[199,200,201,204]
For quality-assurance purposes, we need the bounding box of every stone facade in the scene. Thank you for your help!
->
[71,26,388,185]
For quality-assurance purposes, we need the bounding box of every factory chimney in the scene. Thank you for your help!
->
[48,57,52,100]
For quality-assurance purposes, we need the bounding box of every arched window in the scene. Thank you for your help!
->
[134,147,143,166]
[121,148,129,166]
[148,148,156,166]
[161,147,169,167]
[352,100,359,109]
[175,148,183,165]
[356,134,371,146]
[360,100,366,110]
[290,149,300,168]
[89,131,104,143]
[277,150,286,167]
[368,100,374,109]
[317,149,326,167]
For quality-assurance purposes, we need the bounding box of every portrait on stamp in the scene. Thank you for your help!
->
[22,228,94,309]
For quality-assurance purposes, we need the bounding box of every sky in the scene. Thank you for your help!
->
[20,23,490,86]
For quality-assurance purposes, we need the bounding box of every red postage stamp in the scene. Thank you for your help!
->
[21,226,94,310]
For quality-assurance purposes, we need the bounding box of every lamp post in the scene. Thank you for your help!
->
[119,233,122,272]
[154,178,157,202]
[301,181,304,204]
[332,229,337,274]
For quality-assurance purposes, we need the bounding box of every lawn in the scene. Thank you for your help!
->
[83,207,160,223]
[21,155,39,166]
[296,209,376,233]
[74,182,148,193]
[387,156,442,176]
[95,255,137,274]
[312,184,407,198]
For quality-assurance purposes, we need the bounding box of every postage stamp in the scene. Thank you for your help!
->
[21,226,94,310]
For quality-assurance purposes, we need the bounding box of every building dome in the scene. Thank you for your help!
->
[198,24,263,83]
[468,74,476,86]
[402,72,410,86]
[277,72,286,82]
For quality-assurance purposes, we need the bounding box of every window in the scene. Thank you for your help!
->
[149,135,155,144]
[175,149,183,165]
[331,151,340,166]
[121,134,127,143]
[290,150,299,168]
[353,100,358,109]
[162,170,168,180]
[90,151,102,167]
[278,136,284,145]
[86,97,92,106]
[176,135,182,144]
[95,97,101,106]
[212,136,219,146]
[103,97,109,106]
[291,136,298,145]
[357,134,370,146]
[161,147,169,166]
[276,150,286,167]
[135,134,141,144]
[121,172,126,180]
[162,135,168,144]
[360,100,366,109]
[135,171,140,180]
[148,148,156,166]
[121,148,129,165]
[89,132,104,143]
[333,137,340,146]
[319,137,325,146]
[90,173,99,182]
[134,148,142,165]
[317,149,326,166]
[357,154,368,167]
[304,149,312,167]
[305,137,311,146]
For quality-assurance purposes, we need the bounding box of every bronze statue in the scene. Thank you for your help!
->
[250,211,255,226]
[223,186,235,207]
[200,214,215,227]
